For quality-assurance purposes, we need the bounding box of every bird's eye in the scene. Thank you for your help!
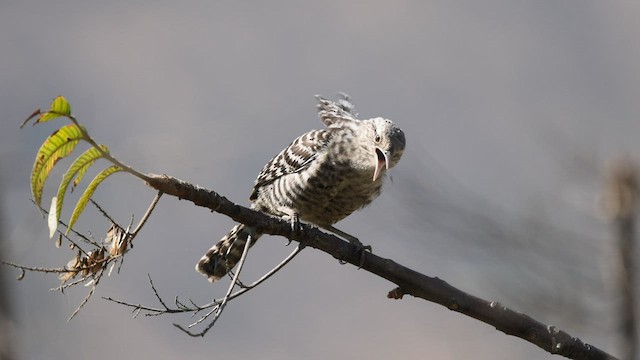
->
[374,134,381,143]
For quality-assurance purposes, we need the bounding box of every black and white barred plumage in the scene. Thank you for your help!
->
[196,94,406,282]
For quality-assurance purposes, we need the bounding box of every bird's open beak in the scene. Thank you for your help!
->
[373,147,390,182]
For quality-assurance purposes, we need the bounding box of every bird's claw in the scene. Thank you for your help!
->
[321,225,370,267]
[287,213,303,247]
[339,241,372,268]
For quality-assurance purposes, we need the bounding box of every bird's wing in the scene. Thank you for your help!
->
[249,128,337,200]
[316,93,357,127]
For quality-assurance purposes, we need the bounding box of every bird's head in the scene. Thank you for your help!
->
[367,117,406,181]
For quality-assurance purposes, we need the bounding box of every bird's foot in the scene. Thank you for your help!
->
[286,213,304,247]
[323,225,371,268]
[341,238,371,268]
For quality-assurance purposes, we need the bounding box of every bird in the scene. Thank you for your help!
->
[196,94,406,282]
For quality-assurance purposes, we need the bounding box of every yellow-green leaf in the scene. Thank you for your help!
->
[38,96,72,124]
[72,147,108,191]
[55,145,109,224]
[21,96,72,128]
[31,124,86,208]
[66,165,123,235]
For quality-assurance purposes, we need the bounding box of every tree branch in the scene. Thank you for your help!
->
[144,173,615,360]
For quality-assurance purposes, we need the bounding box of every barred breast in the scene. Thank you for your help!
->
[250,127,384,226]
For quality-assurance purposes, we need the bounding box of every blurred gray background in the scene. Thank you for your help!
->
[1,1,638,359]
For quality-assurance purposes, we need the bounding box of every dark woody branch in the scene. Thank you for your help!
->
[145,173,616,360]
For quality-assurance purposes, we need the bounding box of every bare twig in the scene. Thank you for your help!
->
[31,199,101,249]
[103,297,165,317]
[1,261,72,274]
[176,231,253,337]
[132,192,162,237]
[103,245,303,318]
[89,199,120,228]
[233,243,302,290]
[67,266,105,322]
[50,273,94,292]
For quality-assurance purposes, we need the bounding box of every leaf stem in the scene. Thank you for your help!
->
[66,115,151,182]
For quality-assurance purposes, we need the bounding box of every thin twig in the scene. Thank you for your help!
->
[234,245,301,290]
[103,244,303,319]
[132,192,162,237]
[148,274,170,310]
[50,274,94,291]
[103,296,166,315]
[58,231,92,257]
[89,199,120,228]
[1,261,70,274]
[31,199,101,248]
[201,244,302,306]
[104,275,210,315]
[67,266,104,322]
[175,231,254,337]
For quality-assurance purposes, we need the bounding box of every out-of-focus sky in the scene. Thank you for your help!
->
[1,1,639,359]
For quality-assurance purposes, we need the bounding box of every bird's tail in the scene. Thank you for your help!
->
[196,224,261,282]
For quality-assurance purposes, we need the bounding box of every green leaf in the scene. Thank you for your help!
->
[66,165,123,235]
[38,96,72,124]
[31,124,85,208]
[54,145,109,226]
